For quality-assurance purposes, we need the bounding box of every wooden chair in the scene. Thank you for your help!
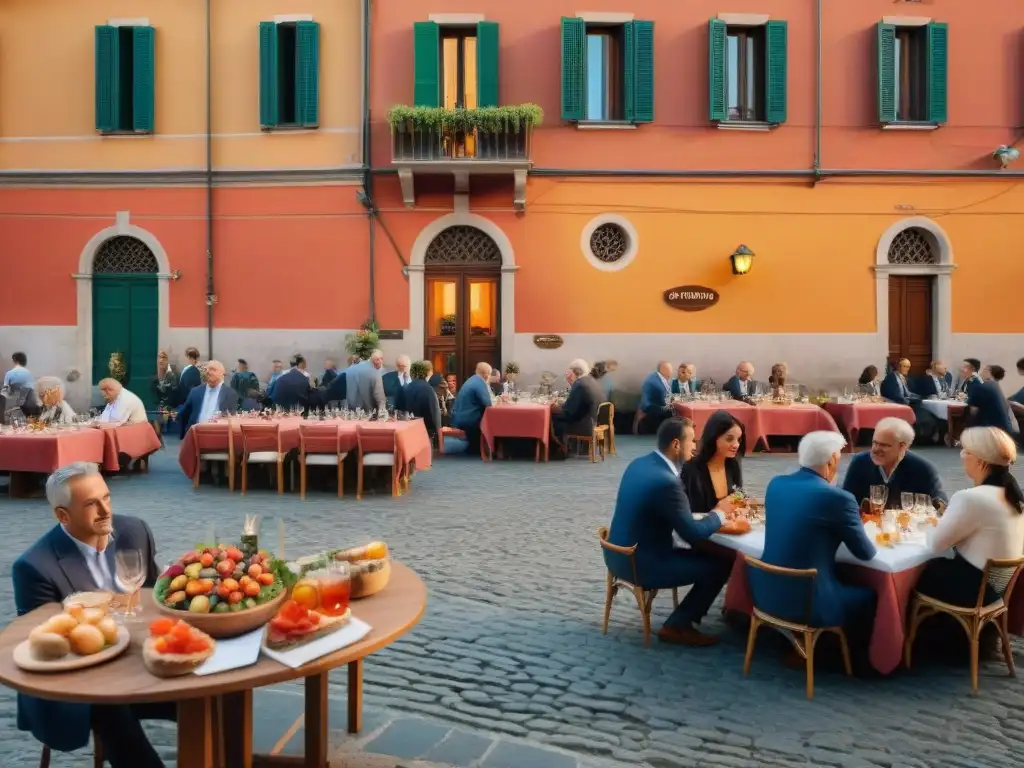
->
[597,526,678,647]
[904,556,1024,694]
[299,423,347,499]
[356,426,404,499]
[192,422,235,491]
[598,401,615,456]
[742,556,853,700]
[239,423,285,494]
[437,426,465,455]
[40,733,104,768]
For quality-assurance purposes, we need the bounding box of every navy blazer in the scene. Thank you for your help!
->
[968,380,1018,434]
[722,375,762,401]
[639,372,671,413]
[271,368,312,410]
[680,458,744,515]
[382,370,413,409]
[403,379,442,434]
[12,517,161,752]
[323,367,349,405]
[670,378,702,396]
[841,450,947,507]
[178,383,239,438]
[606,452,722,586]
[452,376,492,430]
[175,364,202,406]
[915,373,952,399]
[880,372,921,405]
[321,368,339,388]
[751,468,877,627]
[559,376,602,436]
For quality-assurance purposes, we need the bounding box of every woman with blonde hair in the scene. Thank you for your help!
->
[917,427,1024,607]
[36,376,76,426]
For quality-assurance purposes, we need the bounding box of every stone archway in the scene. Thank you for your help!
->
[874,216,955,365]
[408,213,516,368]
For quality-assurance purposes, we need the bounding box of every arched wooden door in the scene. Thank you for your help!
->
[423,226,501,385]
[92,236,159,408]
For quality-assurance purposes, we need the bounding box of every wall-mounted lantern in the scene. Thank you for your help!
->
[729,245,755,276]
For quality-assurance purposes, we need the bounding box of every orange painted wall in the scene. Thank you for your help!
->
[370,0,1024,171]
[0,186,370,329]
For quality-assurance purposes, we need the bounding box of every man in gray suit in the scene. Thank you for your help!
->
[346,348,386,412]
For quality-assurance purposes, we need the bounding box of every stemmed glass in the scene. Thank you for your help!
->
[916,493,936,525]
[869,485,888,516]
[899,492,914,536]
[115,547,146,620]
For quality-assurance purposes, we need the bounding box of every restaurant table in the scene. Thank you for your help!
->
[0,429,107,497]
[480,403,551,461]
[752,403,840,450]
[709,527,1024,674]
[824,402,916,449]
[672,402,761,456]
[919,400,968,443]
[95,422,162,469]
[0,562,427,768]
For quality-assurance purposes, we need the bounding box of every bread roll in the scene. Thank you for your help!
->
[65,604,85,622]
[43,614,79,637]
[81,608,106,625]
[29,632,71,661]
[96,617,119,645]
[68,624,105,656]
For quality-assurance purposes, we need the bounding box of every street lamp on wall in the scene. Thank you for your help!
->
[729,245,755,276]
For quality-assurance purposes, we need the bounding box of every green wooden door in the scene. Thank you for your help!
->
[92,276,158,409]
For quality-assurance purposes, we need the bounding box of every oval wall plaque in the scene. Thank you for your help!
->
[663,285,720,312]
[533,334,564,350]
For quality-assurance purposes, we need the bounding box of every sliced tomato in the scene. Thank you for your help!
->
[293,618,314,633]
[270,617,297,634]
[153,637,169,653]
[170,621,193,642]
[308,612,321,625]
[149,617,175,637]
[185,638,210,654]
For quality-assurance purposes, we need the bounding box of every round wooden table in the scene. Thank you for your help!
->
[0,562,427,768]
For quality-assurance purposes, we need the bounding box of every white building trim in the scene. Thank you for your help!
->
[408,213,516,366]
[873,215,955,365]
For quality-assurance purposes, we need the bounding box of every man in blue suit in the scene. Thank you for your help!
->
[270,355,314,412]
[606,418,736,646]
[723,361,762,401]
[751,431,877,638]
[967,365,1019,438]
[914,360,953,399]
[639,361,674,433]
[955,358,983,396]
[382,355,412,409]
[671,362,702,396]
[880,358,921,406]
[841,417,947,508]
[452,362,494,456]
[404,361,443,437]
[178,360,239,438]
[13,463,170,766]
[174,346,202,406]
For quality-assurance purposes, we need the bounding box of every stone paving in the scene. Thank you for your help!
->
[1,435,1023,767]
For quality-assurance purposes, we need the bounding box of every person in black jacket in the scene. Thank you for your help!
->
[174,346,202,406]
[552,359,602,448]
[403,361,443,438]
[271,355,313,412]
[681,410,745,515]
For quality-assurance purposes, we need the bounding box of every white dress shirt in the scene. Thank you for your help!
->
[738,379,749,396]
[61,526,117,592]
[677,379,691,395]
[98,388,147,424]
[927,485,1024,574]
[198,383,224,424]
[397,372,410,387]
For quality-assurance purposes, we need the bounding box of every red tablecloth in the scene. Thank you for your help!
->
[336,420,433,476]
[0,430,107,473]
[754,404,840,447]
[96,422,161,466]
[724,553,1024,674]
[824,403,916,448]
[480,404,551,461]
[672,403,761,456]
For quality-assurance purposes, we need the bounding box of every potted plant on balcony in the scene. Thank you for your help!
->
[388,104,543,162]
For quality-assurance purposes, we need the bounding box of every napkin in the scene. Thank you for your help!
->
[194,629,263,676]
[261,617,372,669]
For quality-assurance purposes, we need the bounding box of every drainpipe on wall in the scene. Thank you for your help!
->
[814,0,822,180]
[204,0,215,356]
[361,0,375,323]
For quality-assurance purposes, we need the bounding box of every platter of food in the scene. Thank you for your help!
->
[291,541,391,598]
[143,618,216,677]
[265,599,350,651]
[13,601,128,673]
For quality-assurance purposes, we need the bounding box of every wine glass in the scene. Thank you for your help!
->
[916,493,936,525]
[115,547,146,620]
[899,492,914,535]
[869,485,888,516]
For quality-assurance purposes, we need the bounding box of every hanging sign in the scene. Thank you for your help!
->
[663,286,720,311]
[533,335,564,350]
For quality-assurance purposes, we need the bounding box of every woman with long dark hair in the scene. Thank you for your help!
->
[857,365,880,396]
[681,410,745,514]
[916,427,1024,607]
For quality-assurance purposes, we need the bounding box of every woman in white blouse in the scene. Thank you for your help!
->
[35,376,76,426]
[918,426,1024,607]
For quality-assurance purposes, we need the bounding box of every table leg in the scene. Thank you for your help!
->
[222,690,253,768]
[306,672,330,767]
[178,697,215,768]
[347,660,363,734]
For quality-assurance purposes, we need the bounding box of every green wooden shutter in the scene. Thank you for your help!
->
[631,20,655,123]
[132,26,155,133]
[560,17,586,121]
[95,26,121,133]
[708,19,727,122]
[413,21,440,108]
[926,22,948,124]
[877,22,897,123]
[764,20,787,124]
[259,22,280,127]
[295,21,320,127]
[476,21,500,107]
[623,21,635,121]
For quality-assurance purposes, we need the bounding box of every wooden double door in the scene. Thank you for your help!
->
[425,269,500,386]
[888,275,933,376]
[93,275,158,409]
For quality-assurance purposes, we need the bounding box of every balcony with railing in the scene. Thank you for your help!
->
[388,105,542,210]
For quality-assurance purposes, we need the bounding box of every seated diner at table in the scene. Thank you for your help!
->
[35,376,76,426]
[178,359,239,437]
[723,361,762,401]
[12,463,170,767]
[916,427,1024,608]
[95,378,147,425]
[767,362,788,396]
[671,363,701,396]
[680,410,744,515]
[1010,358,1024,411]
[916,360,953,399]
[451,362,493,455]
[956,358,983,396]
[404,360,443,440]
[551,359,601,451]
[856,365,881,397]
[966,365,1020,441]
[881,359,921,407]
[605,418,736,647]
[751,431,877,657]
[639,361,674,433]
[841,417,947,509]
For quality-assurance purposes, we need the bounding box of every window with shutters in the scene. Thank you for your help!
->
[877,21,947,126]
[708,19,787,126]
[726,27,764,121]
[94,25,155,134]
[412,21,499,109]
[259,20,321,130]
[560,17,654,125]
[441,29,478,109]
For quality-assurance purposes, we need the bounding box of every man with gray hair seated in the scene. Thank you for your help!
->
[552,358,602,454]
[382,354,412,408]
[346,348,387,413]
[749,431,878,661]
[95,378,147,425]
[12,463,170,766]
[35,376,76,426]
[841,416,947,511]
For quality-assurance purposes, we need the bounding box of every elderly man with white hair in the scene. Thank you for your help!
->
[750,431,878,648]
[841,416,947,511]
[451,361,494,456]
[36,376,76,426]
[178,359,239,437]
[95,378,147,425]
[383,354,412,408]
[346,348,387,413]
[551,358,603,453]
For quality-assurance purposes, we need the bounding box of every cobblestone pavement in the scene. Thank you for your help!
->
[1,436,1023,767]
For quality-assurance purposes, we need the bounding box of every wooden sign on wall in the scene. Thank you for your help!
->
[533,335,564,350]
[663,286,720,312]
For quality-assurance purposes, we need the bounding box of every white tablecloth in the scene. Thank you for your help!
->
[918,399,965,421]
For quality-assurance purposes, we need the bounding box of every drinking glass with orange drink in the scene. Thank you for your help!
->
[318,563,352,617]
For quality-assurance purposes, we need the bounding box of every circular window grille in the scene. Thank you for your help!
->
[93,236,159,274]
[424,226,502,264]
[589,223,630,263]
[887,228,937,265]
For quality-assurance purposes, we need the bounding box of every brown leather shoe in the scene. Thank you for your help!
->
[657,625,719,647]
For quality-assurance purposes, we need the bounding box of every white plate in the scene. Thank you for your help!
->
[13,627,130,673]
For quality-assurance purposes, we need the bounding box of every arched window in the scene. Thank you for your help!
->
[93,236,159,273]
[424,226,502,265]
[886,228,938,265]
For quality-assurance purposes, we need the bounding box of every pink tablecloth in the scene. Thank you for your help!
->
[178,417,304,479]
[754,404,840,447]
[673,403,761,456]
[96,422,161,466]
[0,430,107,473]
[824,403,916,448]
[480,404,551,461]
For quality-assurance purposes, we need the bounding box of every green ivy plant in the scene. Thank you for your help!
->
[345,317,380,360]
[387,104,544,134]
